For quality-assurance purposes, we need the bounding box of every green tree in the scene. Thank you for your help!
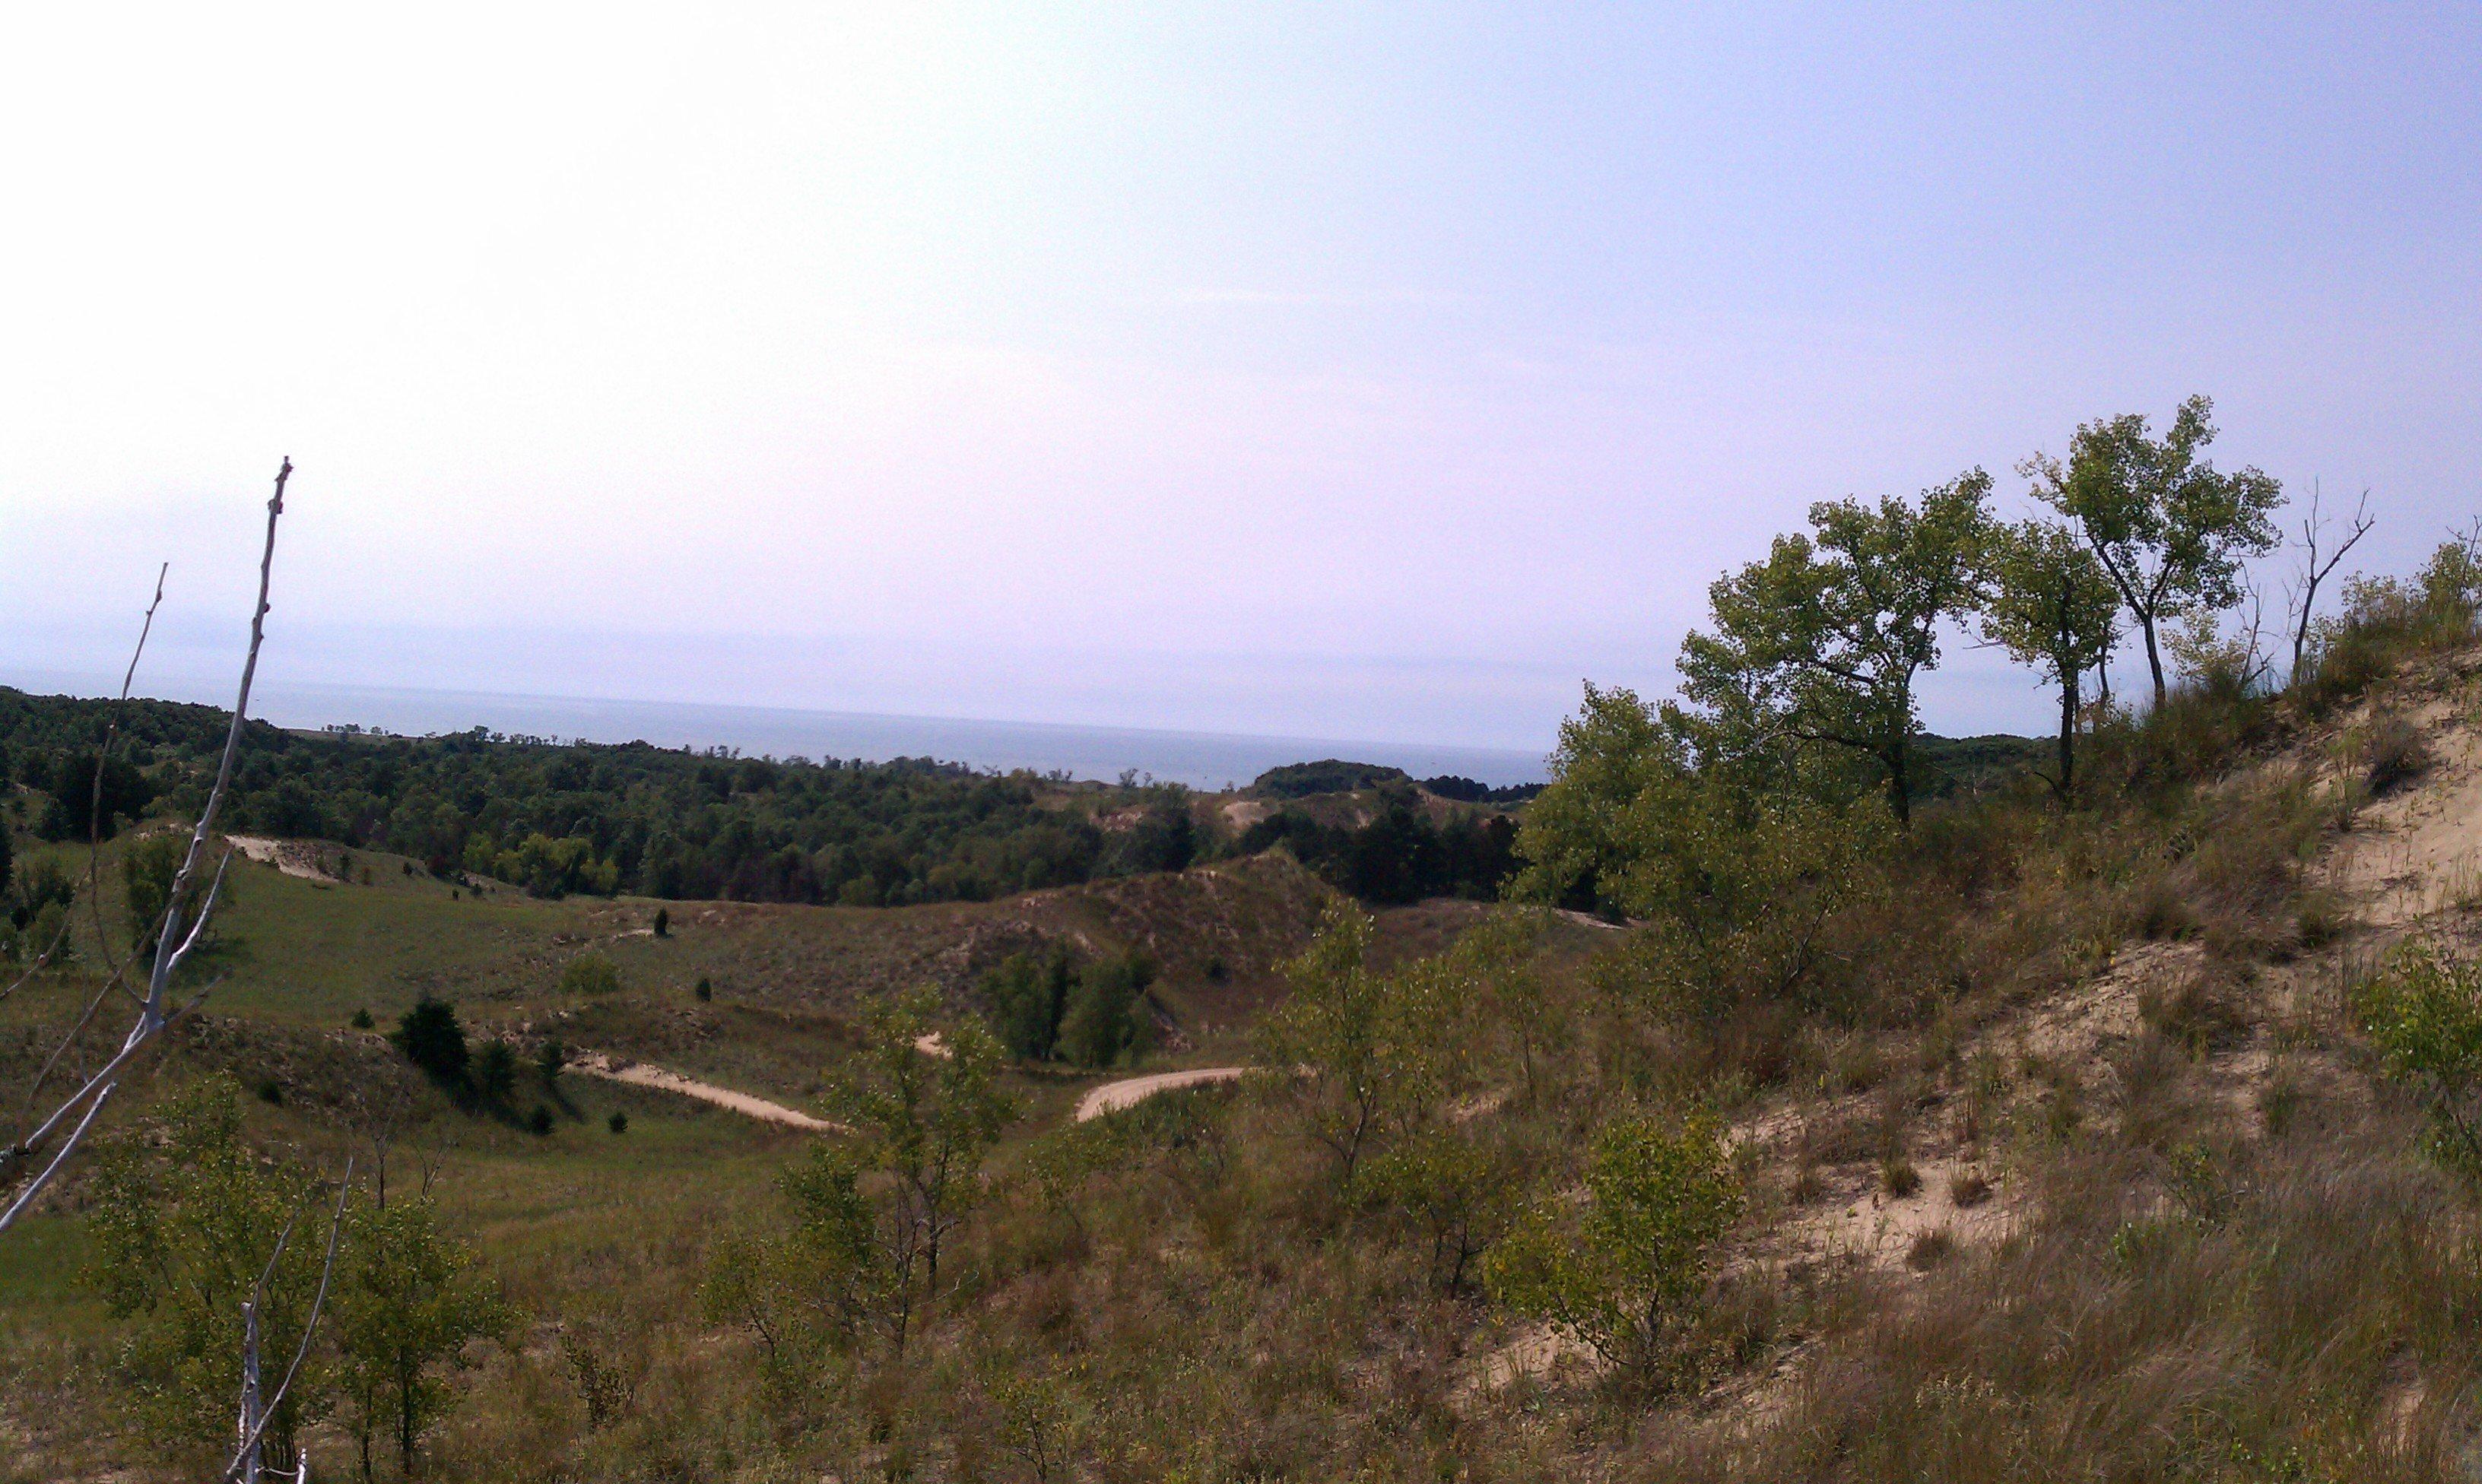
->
[983,1350,1090,1484]
[1057,953,1157,1067]
[1513,687,1885,1018]
[982,950,1072,1061]
[2026,394,2284,708]
[329,1194,513,1480]
[1460,911,1559,1105]
[474,1041,519,1104]
[832,988,1017,1352]
[1360,1127,1522,1294]
[390,995,468,1087]
[701,1143,889,1375]
[39,749,153,842]
[1255,905,1472,1194]
[1480,1112,1741,1375]
[1677,472,1991,824]
[81,1076,328,1473]
[124,827,232,964]
[1979,518,2122,802]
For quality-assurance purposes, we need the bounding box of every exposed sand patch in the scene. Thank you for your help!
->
[567,1051,844,1132]
[1221,800,1274,832]
[2331,697,2482,925]
[1465,1324,1599,1395]
[225,835,333,881]
[1075,1067,1248,1121]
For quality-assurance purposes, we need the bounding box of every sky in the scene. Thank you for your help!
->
[1,3,2476,755]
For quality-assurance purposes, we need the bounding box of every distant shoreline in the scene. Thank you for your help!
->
[1,671,1551,791]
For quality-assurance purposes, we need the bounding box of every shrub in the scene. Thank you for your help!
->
[558,952,620,996]
[694,975,713,1002]
[2353,943,2482,1170]
[475,1042,519,1103]
[1881,1153,1921,1197]
[391,994,468,1087]
[608,1111,628,1135]
[121,832,184,954]
[1481,1111,1741,1377]
[2363,712,2432,795]
[2140,968,2251,1058]
[1905,1228,1956,1270]
[528,1105,554,1136]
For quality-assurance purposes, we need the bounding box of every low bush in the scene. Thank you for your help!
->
[559,952,620,996]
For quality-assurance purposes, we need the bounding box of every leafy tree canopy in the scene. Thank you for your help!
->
[2026,394,2283,706]
[1677,471,1992,822]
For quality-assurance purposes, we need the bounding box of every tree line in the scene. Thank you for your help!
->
[0,700,1542,912]
[1525,395,2336,922]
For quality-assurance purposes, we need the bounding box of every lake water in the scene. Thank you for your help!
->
[5,673,1550,791]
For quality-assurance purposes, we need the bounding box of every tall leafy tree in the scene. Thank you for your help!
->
[1979,519,2122,803]
[2024,394,2284,708]
[1513,686,1885,1017]
[833,989,1017,1353]
[1677,471,1992,823]
[328,1194,513,1480]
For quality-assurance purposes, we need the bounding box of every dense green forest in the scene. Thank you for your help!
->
[0,692,1541,910]
[0,692,1179,905]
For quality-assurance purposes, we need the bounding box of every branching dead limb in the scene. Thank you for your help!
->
[2287,484,2374,680]
[0,458,290,1234]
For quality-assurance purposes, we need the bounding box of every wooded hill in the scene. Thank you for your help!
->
[0,691,1551,912]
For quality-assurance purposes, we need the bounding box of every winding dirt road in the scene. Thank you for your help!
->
[565,1048,1246,1132]
[1074,1067,1249,1122]
[567,1052,846,1132]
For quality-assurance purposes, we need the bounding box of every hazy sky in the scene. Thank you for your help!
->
[2,4,2475,751]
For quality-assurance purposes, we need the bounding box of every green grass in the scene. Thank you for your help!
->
[0,1214,103,1323]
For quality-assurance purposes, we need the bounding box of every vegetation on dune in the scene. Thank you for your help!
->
[1233,792,1519,904]
[21,398,2482,1480]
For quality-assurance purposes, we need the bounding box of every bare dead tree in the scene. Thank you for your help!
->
[0,458,290,1233]
[2236,579,2275,693]
[2286,483,2374,680]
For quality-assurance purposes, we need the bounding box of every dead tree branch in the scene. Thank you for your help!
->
[0,458,290,1234]
[2287,483,2374,680]
[222,1159,351,1484]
